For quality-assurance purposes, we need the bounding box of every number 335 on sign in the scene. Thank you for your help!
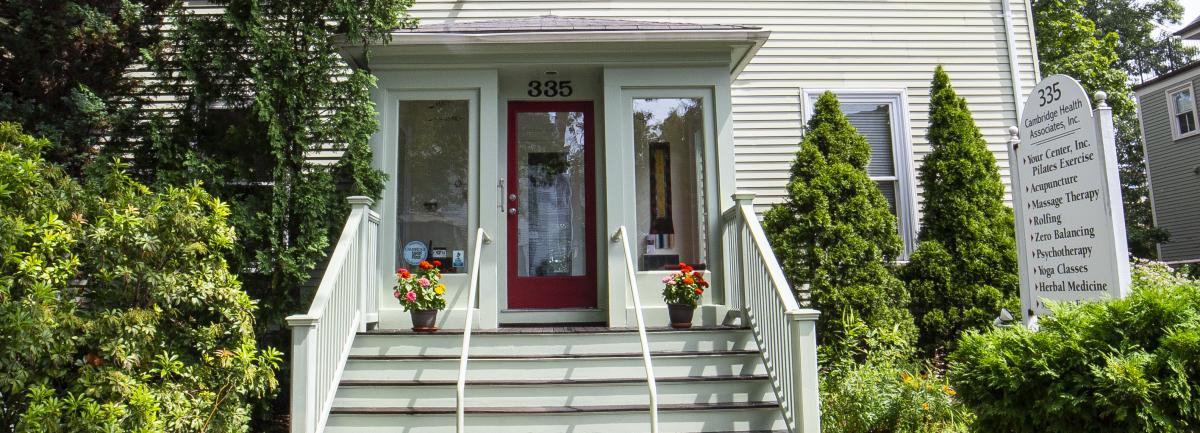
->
[528,80,573,97]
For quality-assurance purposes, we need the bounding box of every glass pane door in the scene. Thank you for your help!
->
[507,101,596,309]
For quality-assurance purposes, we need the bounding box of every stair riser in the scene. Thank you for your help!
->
[350,331,754,357]
[323,408,787,433]
[340,355,766,381]
[333,380,776,408]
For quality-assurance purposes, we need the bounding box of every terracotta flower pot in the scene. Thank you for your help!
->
[410,310,439,332]
[667,303,695,329]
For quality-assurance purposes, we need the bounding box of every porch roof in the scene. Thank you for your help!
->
[392,15,762,34]
[340,15,770,77]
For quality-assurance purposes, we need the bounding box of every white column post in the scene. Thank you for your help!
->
[348,196,374,332]
[286,316,319,433]
[732,192,756,320]
[1091,91,1132,296]
[789,308,821,433]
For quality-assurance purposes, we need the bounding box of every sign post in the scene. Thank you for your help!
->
[1011,74,1131,325]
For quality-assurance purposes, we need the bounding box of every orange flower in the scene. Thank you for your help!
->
[694,288,703,295]
[682,277,694,285]
[419,260,432,270]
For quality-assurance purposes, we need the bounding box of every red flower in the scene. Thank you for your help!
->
[699,281,709,288]
[433,260,442,267]
[694,288,703,295]
[400,270,411,279]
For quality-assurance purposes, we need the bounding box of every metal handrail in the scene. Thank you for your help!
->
[611,226,660,433]
[456,228,493,433]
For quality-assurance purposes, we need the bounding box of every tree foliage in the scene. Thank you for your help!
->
[1032,0,1172,259]
[0,0,179,174]
[764,91,916,351]
[949,260,1200,432]
[0,122,280,432]
[902,67,1019,355]
[120,0,413,336]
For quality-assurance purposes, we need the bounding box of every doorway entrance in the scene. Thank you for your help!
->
[506,101,598,309]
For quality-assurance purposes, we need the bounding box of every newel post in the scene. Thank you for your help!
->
[731,192,756,316]
[285,315,319,433]
[789,306,821,433]
[347,196,374,332]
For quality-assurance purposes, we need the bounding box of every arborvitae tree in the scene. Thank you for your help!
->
[764,91,916,352]
[902,66,1019,355]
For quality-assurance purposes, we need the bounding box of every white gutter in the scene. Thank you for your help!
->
[1001,0,1026,118]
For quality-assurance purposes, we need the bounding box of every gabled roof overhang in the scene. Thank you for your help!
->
[338,16,770,78]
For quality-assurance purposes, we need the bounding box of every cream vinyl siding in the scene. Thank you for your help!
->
[404,0,1040,218]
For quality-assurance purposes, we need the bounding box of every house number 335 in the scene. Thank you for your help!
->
[527,80,573,97]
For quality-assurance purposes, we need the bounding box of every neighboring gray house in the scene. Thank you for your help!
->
[1133,17,1200,264]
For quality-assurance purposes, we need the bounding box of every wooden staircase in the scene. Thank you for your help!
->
[323,326,788,433]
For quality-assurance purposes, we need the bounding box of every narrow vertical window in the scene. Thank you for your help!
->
[633,98,707,270]
[1169,86,1198,139]
[396,100,470,272]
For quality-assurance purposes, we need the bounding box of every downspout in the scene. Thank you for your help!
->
[1001,0,1025,118]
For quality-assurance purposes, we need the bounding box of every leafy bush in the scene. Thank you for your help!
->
[902,66,1019,355]
[949,260,1200,432]
[764,91,916,350]
[0,122,280,431]
[822,313,973,433]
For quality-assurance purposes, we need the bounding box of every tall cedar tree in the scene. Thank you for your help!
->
[0,0,179,175]
[901,67,1018,355]
[114,1,413,428]
[764,91,916,351]
[1033,0,1170,259]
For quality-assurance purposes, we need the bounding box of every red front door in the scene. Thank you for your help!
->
[506,101,597,309]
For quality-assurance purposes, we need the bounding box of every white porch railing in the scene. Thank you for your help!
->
[721,192,821,433]
[456,228,493,433]
[611,226,660,433]
[286,196,380,433]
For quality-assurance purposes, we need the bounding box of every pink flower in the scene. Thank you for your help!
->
[661,276,673,284]
[405,291,417,302]
[393,291,402,299]
[418,278,431,288]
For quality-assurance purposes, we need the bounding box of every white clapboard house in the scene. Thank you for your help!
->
[270,1,1041,432]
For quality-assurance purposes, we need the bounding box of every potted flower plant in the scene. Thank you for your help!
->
[394,260,447,332]
[661,262,707,329]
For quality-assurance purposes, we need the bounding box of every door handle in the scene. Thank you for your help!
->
[508,207,517,215]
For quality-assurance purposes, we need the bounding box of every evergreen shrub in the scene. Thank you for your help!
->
[902,66,1019,355]
[764,91,916,351]
[949,260,1200,432]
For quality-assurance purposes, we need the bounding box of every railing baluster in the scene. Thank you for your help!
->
[286,196,379,433]
[719,193,821,433]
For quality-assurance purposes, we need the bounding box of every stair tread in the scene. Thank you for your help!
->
[339,374,771,387]
[330,401,781,415]
[359,325,749,336]
[348,349,759,361]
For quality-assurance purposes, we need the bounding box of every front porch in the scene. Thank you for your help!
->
[285,16,821,433]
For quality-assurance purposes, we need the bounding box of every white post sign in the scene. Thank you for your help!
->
[1011,74,1131,322]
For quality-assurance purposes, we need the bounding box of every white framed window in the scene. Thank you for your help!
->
[1166,83,1199,140]
[803,89,918,258]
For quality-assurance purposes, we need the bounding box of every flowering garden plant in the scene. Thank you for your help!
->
[393,260,447,311]
[661,262,708,307]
